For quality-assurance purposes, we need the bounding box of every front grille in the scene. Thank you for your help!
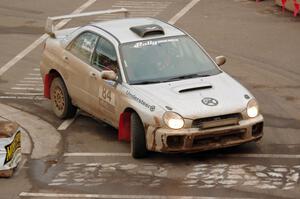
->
[193,129,246,147]
[192,113,242,129]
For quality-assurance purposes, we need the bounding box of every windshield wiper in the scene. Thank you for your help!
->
[131,80,165,85]
[164,73,211,82]
[131,74,211,85]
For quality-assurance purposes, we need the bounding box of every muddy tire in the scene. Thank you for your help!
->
[131,112,148,159]
[50,77,77,119]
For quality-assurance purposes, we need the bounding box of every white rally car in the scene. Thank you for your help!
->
[40,9,263,158]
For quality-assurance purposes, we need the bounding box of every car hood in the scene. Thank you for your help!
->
[131,73,252,119]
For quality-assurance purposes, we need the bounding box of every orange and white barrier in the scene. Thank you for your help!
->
[275,0,300,16]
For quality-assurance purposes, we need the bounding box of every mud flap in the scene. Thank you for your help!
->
[118,112,131,142]
[44,74,54,99]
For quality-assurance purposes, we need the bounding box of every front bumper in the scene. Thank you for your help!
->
[145,115,264,153]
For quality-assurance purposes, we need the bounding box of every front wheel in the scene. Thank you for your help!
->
[131,112,148,159]
[50,77,77,119]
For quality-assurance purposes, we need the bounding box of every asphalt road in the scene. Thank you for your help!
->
[0,0,299,198]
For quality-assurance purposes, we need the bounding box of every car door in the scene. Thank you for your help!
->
[89,37,120,126]
[63,31,99,114]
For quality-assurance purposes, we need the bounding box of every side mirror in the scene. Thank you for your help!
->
[215,56,226,66]
[101,70,117,81]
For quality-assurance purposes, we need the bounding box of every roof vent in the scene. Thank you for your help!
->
[130,24,164,37]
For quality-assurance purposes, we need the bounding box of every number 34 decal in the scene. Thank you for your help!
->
[99,86,115,106]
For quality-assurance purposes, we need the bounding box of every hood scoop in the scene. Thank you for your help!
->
[174,83,213,93]
[179,85,212,93]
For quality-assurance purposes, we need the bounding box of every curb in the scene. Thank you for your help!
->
[0,103,61,159]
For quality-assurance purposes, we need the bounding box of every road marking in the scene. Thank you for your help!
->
[11,87,43,91]
[4,92,43,96]
[19,80,42,83]
[218,153,300,159]
[168,0,200,24]
[57,117,75,131]
[16,83,43,86]
[96,0,172,21]
[0,0,97,76]
[57,116,77,130]
[0,34,48,76]
[24,77,43,80]
[63,152,300,159]
[19,192,254,199]
[28,73,41,76]
[0,96,45,100]
[64,152,131,157]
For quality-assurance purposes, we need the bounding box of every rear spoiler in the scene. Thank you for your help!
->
[45,8,129,37]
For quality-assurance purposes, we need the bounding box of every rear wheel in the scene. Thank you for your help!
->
[131,112,148,159]
[50,77,77,119]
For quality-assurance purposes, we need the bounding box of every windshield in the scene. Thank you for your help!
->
[121,36,221,84]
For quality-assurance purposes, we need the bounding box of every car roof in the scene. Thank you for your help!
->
[91,17,185,44]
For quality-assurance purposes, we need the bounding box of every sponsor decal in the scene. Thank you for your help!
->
[126,91,155,112]
[99,86,115,107]
[201,97,218,106]
[4,131,21,165]
[133,38,179,48]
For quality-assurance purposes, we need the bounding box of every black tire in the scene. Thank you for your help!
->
[50,77,77,119]
[131,112,148,159]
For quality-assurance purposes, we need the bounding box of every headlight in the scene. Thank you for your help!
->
[247,99,259,118]
[163,111,184,129]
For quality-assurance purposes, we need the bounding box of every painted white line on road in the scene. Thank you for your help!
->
[11,87,43,91]
[19,192,254,199]
[4,92,43,96]
[168,0,200,24]
[57,116,77,130]
[115,1,171,5]
[0,34,48,76]
[64,152,131,157]
[19,80,42,83]
[28,73,41,76]
[0,0,97,76]
[64,152,300,159]
[112,5,170,9]
[16,83,43,87]
[0,96,45,100]
[24,77,43,80]
[219,153,300,159]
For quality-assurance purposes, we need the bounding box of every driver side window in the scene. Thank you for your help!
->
[68,32,98,64]
[92,37,118,72]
